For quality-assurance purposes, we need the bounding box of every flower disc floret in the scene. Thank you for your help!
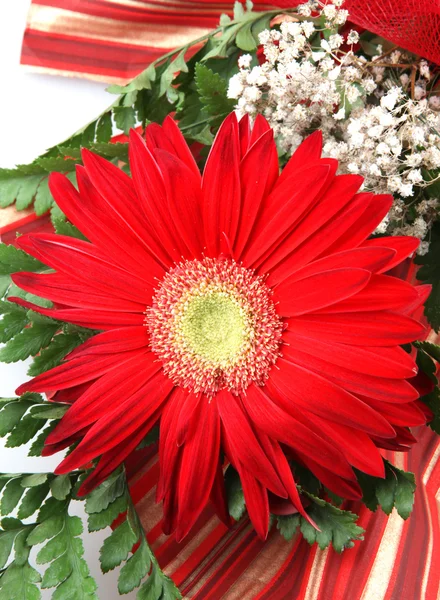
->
[147,257,283,395]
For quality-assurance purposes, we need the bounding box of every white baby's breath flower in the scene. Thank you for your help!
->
[329,34,344,49]
[347,30,360,44]
[407,169,423,184]
[238,54,252,69]
[227,74,245,98]
[302,21,315,38]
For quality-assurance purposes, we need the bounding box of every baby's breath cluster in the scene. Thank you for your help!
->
[228,0,440,250]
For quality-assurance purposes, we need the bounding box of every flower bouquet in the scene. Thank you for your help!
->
[0,1,439,598]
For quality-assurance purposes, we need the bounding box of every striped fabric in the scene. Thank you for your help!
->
[126,420,440,600]
[20,0,277,83]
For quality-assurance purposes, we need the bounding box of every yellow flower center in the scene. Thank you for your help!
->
[180,292,248,365]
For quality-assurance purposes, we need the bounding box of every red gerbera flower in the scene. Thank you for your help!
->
[12,113,429,541]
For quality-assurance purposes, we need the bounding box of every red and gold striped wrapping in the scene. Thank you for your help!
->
[126,423,440,600]
[21,0,278,84]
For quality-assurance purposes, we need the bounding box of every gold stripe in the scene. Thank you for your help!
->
[303,548,329,600]
[224,532,300,599]
[164,515,222,576]
[27,5,213,49]
[359,509,406,600]
[102,0,230,12]
[187,524,253,598]
[423,441,440,487]
[421,441,440,599]
[22,63,130,85]
[0,206,35,230]
[360,454,406,600]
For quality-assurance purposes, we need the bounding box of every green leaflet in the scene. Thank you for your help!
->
[32,514,97,599]
[87,494,126,532]
[1,479,26,516]
[0,305,29,344]
[276,514,301,541]
[84,468,126,514]
[224,465,246,521]
[356,461,416,519]
[274,492,364,552]
[299,492,364,552]
[195,63,236,125]
[118,537,151,594]
[0,245,45,276]
[0,522,41,600]
[99,519,138,573]
[27,333,85,376]
[0,394,71,455]
[50,476,73,502]
[17,484,51,520]
[0,322,59,363]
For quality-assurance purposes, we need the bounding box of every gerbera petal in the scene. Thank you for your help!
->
[265,176,365,284]
[362,236,420,272]
[55,370,173,474]
[42,427,89,457]
[238,113,251,157]
[288,311,426,346]
[66,327,148,360]
[323,194,393,255]
[316,274,419,314]
[46,352,158,445]
[258,435,314,525]
[275,268,371,316]
[242,385,355,480]
[78,416,157,496]
[249,113,272,146]
[161,116,202,178]
[80,149,171,265]
[157,387,186,503]
[16,234,155,304]
[372,426,417,451]
[400,284,432,316]
[282,329,418,379]
[217,390,286,497]
[282,345,418,403]
[286,247,397,282]
[81,148,144,220]
[238,467,270,540]
[234,129,279,258]
[268,359,396,437]
[175,391,202,447]
[243,162,334,266]
[49,171,167,275]
[296,414,385,478]
[366,398,427,427]
[11,272,147,313]
[299,459,362,500]
[154,149,204,258]
[202,113,241,255]
[277,130,323,186]
[176,396,221,541]
[129,129,186,261]
[16,349,144,395]
[8,296,145,330]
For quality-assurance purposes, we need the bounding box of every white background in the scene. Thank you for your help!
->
[0,2,137,597]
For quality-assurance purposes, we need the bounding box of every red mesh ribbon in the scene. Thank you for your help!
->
[343,0,440,64]
[276,0,440,64]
